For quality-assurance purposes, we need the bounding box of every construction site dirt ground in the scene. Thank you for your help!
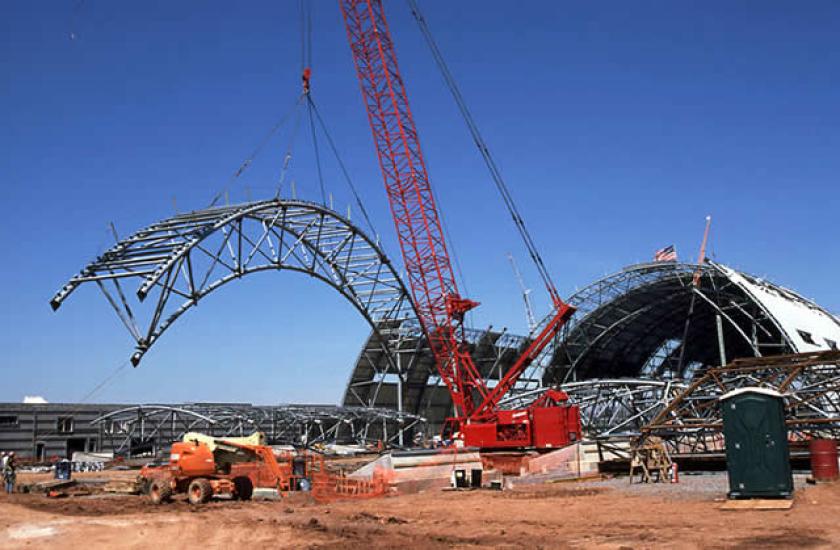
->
[1,472,840,549]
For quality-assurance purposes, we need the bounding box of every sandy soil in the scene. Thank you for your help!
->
[1,473,838,549]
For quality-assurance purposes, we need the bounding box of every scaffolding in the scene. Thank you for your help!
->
[641,350,840,455]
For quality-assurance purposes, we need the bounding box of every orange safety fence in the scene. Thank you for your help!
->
[310,466,392,503]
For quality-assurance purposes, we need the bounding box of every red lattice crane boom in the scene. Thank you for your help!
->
[339,0,580,448]
[339,0,487,419]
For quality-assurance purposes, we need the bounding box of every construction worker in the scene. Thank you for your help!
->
[3,452,15,494]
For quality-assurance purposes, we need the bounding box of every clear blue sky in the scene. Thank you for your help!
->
[2,1,838,405]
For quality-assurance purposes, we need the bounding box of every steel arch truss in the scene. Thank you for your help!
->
[51,199,415,365]
[543,262,792,385]
[92,403,426,457]
[93,405,219,456]
[642,350,840,455]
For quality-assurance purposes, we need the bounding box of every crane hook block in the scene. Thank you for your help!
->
[302,67,312,94]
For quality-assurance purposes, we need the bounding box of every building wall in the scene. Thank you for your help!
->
[0,403,123,460]
[0,402,416,459]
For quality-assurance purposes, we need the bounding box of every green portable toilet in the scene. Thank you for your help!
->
[720,387,793,499]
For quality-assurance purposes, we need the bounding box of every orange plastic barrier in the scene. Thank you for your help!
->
[311,467,391,503]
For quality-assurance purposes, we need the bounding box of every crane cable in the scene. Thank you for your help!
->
[274,96,305,198]
[208,0,318,209]
[406,0,561,304]
[307,96,378,239]
[299,0,328,206]
[208,97,304,208]
[306,97,328,206]
[29,360,131,440]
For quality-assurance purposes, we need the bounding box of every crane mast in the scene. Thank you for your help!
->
[338,0,487,419]
[339,0,580,447]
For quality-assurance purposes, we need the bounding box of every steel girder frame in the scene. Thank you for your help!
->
[641,350,840,455]
[92,403,427,456]
[50,199,416,368]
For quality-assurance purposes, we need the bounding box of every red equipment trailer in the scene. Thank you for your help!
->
[337,0,581,449]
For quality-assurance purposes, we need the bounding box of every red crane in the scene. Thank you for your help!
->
[338,0,580,448]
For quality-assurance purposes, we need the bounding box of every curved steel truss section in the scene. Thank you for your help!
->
[543,261,797,385]
[93,405,218,456]
[92,403,426,456]
[51,199,415,365]
[344,319,534,431]
[642,350,840,455]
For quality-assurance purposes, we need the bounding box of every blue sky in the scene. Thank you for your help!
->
[2,1,838,405]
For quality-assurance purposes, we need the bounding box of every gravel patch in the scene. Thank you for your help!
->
[572,471,809,501]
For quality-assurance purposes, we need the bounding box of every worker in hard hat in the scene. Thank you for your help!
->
[3,452,16,494]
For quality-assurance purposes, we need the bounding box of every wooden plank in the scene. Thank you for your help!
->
[34,479,77,492]
[720,499,793,510]
[103,480,141,494]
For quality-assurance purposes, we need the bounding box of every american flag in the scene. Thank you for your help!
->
[654,245,677,262]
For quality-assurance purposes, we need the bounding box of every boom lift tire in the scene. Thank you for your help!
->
[138,477,150,495]
[233,476,253,500]
[188,478,213,505]
[148,479,172,505]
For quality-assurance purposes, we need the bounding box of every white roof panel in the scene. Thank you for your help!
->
[718,264,840,352]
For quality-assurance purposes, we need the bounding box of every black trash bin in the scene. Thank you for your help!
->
[720,387,792,499]
[55,459,72,481]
